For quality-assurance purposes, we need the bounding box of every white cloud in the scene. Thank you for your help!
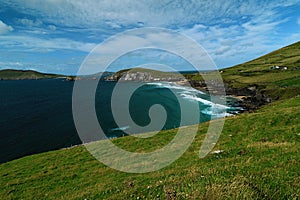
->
[48,25,56,31]
[0,20,13,34]
[17,18,43,27]
[297,17,300,25]
[0,61,23,67]
[0,35,97,52]
[214,46,230,55]
[16,18,57,32]
[3,0,300,28]
[178,0,300,68]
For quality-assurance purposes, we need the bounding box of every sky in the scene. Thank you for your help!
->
[0,0,300,75]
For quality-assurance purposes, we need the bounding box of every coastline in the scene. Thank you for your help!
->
[188,81,270,112]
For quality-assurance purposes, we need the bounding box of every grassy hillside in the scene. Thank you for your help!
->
[0,96,299,199]
[226,41,300,72]
[221,41,300,99]
[185,41,300,101]
[0,69,64,80]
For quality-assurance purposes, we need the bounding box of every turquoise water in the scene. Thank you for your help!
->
[0,79,242,163]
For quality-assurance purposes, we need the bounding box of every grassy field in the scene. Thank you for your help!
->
[0,96,299,199]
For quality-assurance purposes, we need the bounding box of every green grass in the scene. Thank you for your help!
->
[1,96,299,199]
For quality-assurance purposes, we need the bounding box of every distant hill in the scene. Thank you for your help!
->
[0,69,65,80]
[0,69,114,81]
[105,67,185,82]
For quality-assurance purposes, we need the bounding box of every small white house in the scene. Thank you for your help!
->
[270,65,288,70]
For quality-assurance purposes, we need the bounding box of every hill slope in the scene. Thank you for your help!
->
[0,69,65,80]
[222,41,300,99]
[227,41,300,71]
[0,96,299,199]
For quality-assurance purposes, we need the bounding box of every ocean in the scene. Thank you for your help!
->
[0,79,242,163]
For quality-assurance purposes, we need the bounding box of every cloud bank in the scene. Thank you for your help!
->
[0,20,13,34]
[0,0,300,73]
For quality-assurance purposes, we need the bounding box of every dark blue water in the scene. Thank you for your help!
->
[0,79,242,163]
[0,79,78,163]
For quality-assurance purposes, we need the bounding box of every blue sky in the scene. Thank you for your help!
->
[0,0,300,75]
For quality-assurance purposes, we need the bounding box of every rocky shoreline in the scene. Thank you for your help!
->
[225,84,272,112]
[188,80,272,112]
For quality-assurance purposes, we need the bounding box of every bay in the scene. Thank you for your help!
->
[0,79,242,163]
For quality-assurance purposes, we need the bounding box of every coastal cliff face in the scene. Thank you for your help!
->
[189,79,272,110]
[225,84,273,110]
[105,70,186,82]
